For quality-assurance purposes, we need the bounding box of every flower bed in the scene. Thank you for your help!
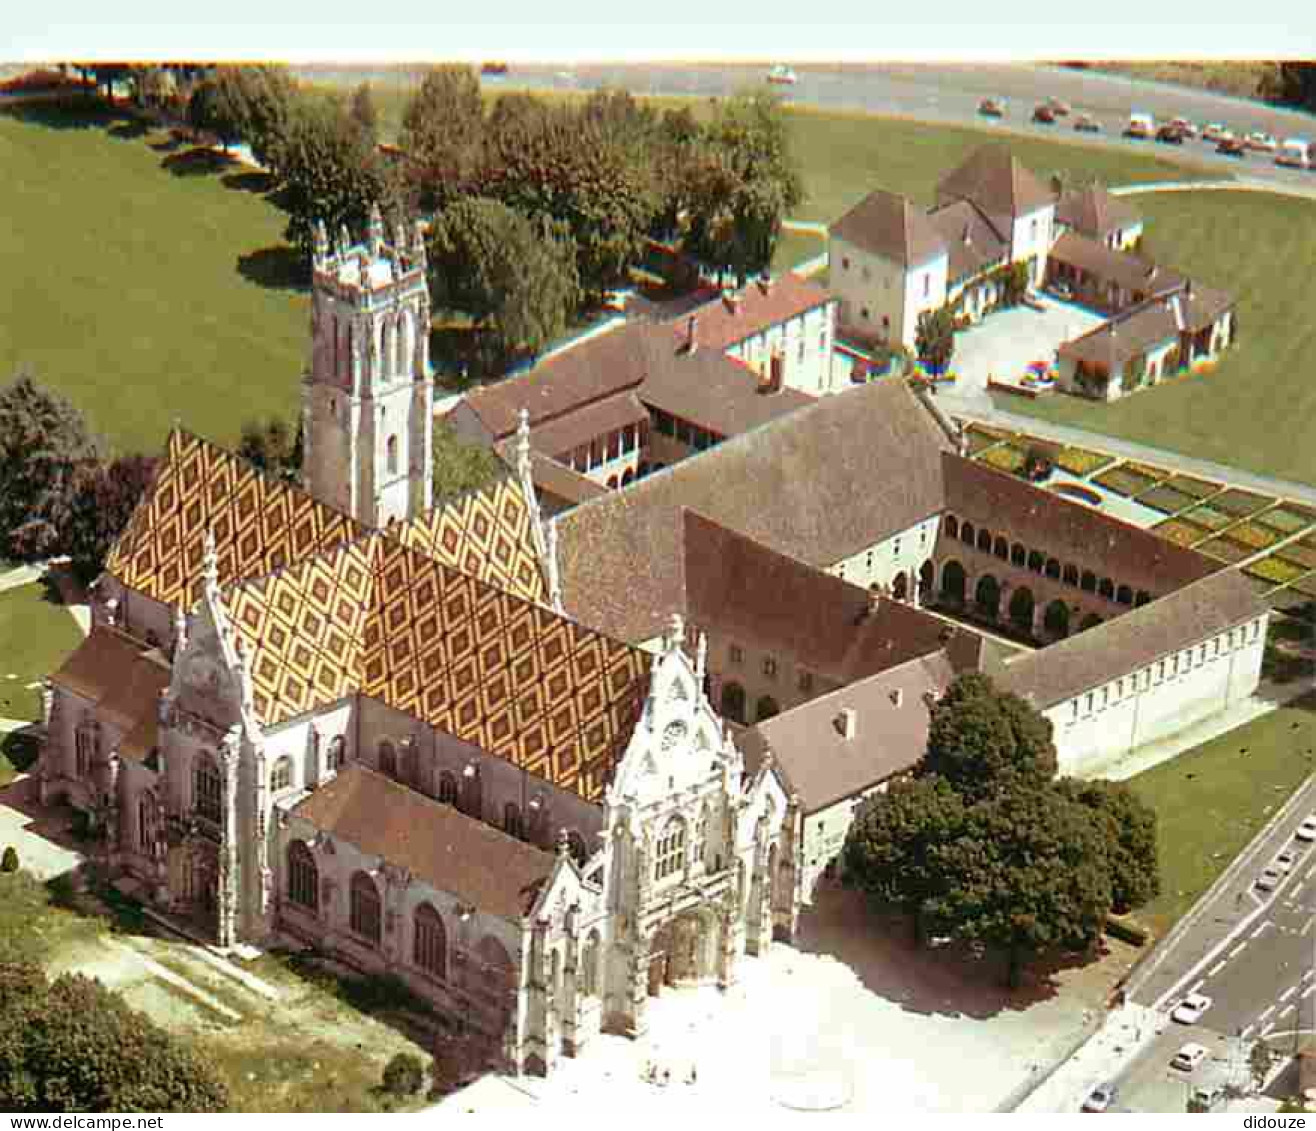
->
[1135,484,1199,515]
[1055,446,1115,477]
[1161,474,1221,501]
[967,432,1001,456]
[1179,504,1234,531]
[1211,488,1275,518]
[1276,541,1316,572]
[1123,461,1172,483]
[1287,573,1316,601]
[1255,505,1316,535]
[979,444,1026,473]
[1223,520,1285,552]
[1093,465,1159,498]
[1196,535,1255,564]
[1154,518,1212,548]
[1243,555,1309,587]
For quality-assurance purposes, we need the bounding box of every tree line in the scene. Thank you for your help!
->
[842,673,1160,987]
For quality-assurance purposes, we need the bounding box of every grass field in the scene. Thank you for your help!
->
[1000,190,1316,489]
[0,102,307,455]
[772,228,825,273]
[1126,695,1316,934]
[0,581,83,721]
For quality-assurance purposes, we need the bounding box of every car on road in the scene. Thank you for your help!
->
[1169,116,1199,138]
[1171,1043,1210,1072]
[1125,112,1156,139]
[1296,814,1316,842]
[978,97,1005,118]
[1172,992,1213,1024]
[1033,104,1057,125]
[1082,1082,1118,1112]
[1256,864,1284,891]
[1156,124,1187,145]
[1042,96,1072,116]
[1073,113,1101,133]
[1276,848,1300,873]
[766,65,798,86]
[1217,138,1248,158]
[1277,139,1312,169]
[1202,122,1230,142]
[1246,131,1278,152]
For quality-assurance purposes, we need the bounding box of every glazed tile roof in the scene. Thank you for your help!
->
[292,765,554,920]
[830,189,948,267]
[224,531,651,803]
[50,626,172,763]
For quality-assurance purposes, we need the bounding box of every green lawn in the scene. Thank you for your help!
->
[0,102,307,455]
[1000,190,1316,489]
[0,581,83,722]
[772,228,825,273]
[1126,695,1316,934]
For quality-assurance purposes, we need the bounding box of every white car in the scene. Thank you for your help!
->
[1202,122,1229,141]
[1256,865,1284,892]
[1171,1043,1210,1072]
[1172,992,1213,1024]
[1246,131,1278,152]
[1275,848,1299,873]
[1296,815,1316,842]
[1169,116,1199,138]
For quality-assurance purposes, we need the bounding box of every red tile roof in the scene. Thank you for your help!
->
[676,274,834,352]
[831,189,948,266]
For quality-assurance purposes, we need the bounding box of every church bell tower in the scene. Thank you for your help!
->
[301,205,434,527]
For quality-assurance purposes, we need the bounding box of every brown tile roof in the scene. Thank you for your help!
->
[1049,231,1185,298]
[677,274,834,352]
[1180,283,1235,330]
[935,144,1054,223]
[1057,301,1181,371]
[680,511,950,683]
[638,347,814,439]
[555,380,955,643]
[523,391,649,459]
[941,453,1216,593]
[741,652,955,813]
[1055,185,1142,241]
[292,765,554,920]
[496,448,609,508]
[224,531,651,803]
[830,189,948,267]
[50,627,172,762]
[105,430,366,610]
[461,325,648,441]
[926,198,1009,283]
[997,569,1264,708]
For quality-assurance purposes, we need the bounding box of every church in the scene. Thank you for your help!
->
[37,209,793,1076]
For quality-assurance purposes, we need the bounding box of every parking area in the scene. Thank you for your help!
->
[951,297,1107,401]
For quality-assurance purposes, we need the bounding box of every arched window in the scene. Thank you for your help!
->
[694,802,711,866]
[386,435,399,475]
[287,840,318,912]
[566,829,588,865]
[582,930,601,997]
[1027,550,1045,574]
[400,311,415,378]
[1098,577,1115,600]
[460,765,482,818]
[1116,584,1134,606]
[328,736,346,770]
[1063,564,1080,587]
[476,936,515,1020]
[756,696,780,722]
[993,536,1009,560]
[504,802,524,839]
[1044,557,1061,579]
[1135,590,1151,607]
[1080,570,1097,593]
[75,720,97,779]
[378,740,397,779]
[1011,542,1027,567]
[349,871,381,945]
[413,902,446,979]
[138,791,158,854]
[976,528,992,553]
[720,681,746,725]
[960,521,976,545]
[271,756,293,792]
[195,752,222,823]
[654,816,687,881]
[439,772,458,806]
[943,515,959,540]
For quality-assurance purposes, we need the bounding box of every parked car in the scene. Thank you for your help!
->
[978,97,1006,118]
[1156,124,1186,145]
[1125,112,1155,139]
[1296,814,1316,841]
[1073,113,1101,133]
[1049,280,1074,300]
[1171,1043,1210,1072]
[1275,848,1299,873]
[1083,1083,1118,1112]
[1217,138,1248,158]
[1033,104,1057,125]
[766,64,797,86]
[1246,131,1278,152]
[1169,116,1199,138]
[1172,992,1213,1024]
[1256,864,1284,892]
[1043,96,1072,116]
[1277,139,1311,169]
[1202,122,1230,141]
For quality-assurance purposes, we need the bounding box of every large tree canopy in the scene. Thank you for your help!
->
[432,420,504,505]
[399,64,485,211]
[1055,778,1161,913]
[66,454,159,585]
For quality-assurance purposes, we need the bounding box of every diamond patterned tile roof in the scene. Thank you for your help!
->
[225,532,651,802]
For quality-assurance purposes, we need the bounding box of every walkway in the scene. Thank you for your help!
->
[1111,176,1316,203]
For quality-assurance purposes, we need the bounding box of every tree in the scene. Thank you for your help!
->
[219,65,298,171]
[841,776,966,940]
[428,198,579,369]
[66,455,160,585]
[928,782,1114,987]
[0,846,17,873]
[187,78,241,151]
[349,82,379,149]
[1023,442,1056,482]
[399,65,485,211]
[999,261,1031,307]
[238,416,301,481]
[381,1051,425,1096]
[920,673,1058,802]
[915,307,955,375]
[1248,1040,1276,1092]
[0,371,102,561]
[1054,779,1160,913]
[0,970,229,1111]
[433,421,503,505]
[272,93,396,260]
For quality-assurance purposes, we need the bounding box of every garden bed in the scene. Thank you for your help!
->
[1134,483,1199,516]
[1160,474,1221,501]
[1153,518,1213,548]
[1275,541,1316,572]
[1054,445,1115,477]
[1093,464,1160,498]
[966,432,1004,456]
[1221,519,1286,552]
[1286,573,1316,601]
[1195,535,1256,564]
[1177,503,1235,532]
[1243,556,1309,587]
[979,444,1026,474]
[1211,488,1275,518]
[1255,504,1316,535]
[1121,461,1172,483]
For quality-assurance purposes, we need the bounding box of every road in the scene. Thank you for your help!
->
[301,60,1316,191]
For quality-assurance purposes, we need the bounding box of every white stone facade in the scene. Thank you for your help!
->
[829,235,948,350]
[724,301,839,397]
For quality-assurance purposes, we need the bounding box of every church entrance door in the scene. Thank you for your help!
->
[647,953,667,997]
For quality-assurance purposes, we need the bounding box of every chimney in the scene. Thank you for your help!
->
[758,273,772,295]
[891,688,904,708]
[723,290,740,315]
[769,351,784,393]
[685,315,698,355]
[835,708,857,740]
[867,583,882,617]
[1185,278,1193,298]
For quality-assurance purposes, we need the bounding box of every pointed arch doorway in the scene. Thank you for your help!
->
[646,909,720,995]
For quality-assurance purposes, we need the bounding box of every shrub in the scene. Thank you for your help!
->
[1105,915,1150,947]
[381,1052,425,1097]
[1,846,18,873]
